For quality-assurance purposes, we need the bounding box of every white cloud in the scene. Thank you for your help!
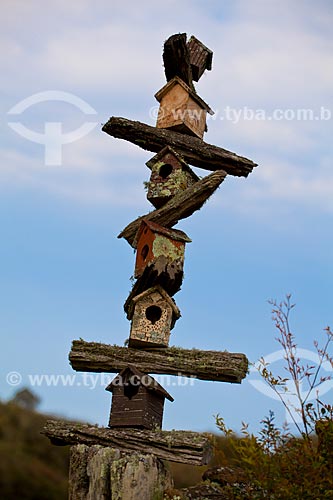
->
[217,155,333,217]
[1,0,332,216]
[0,137,150,207]
[208,115,318,155]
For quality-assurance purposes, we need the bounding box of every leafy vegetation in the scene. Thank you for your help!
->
[213,296,333,499]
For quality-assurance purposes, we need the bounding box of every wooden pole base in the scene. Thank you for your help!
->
[69,444,173,500]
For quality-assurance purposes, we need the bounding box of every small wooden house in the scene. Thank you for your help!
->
[146,146,199,208]
[127,285,181,348]
[134,219,191,279]
[154,76,213,139]
[187,36,213,82]
[106,365,174,430]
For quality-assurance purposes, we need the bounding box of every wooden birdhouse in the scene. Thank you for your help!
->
[106,365,174,430]
[155,76,213,139]
[146,146,199,208]
[134,219,191,279]
[127,285,181,348]
[187,36,213,82]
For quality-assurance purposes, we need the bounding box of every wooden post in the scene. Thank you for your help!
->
[46,32,256,499]
[69,444,173,500]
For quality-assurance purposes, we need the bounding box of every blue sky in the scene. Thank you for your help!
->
[1,0,333,434]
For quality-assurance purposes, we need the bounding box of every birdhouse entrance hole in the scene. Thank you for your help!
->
[141,244,149,261]
[159,163,173,179]
[124,381,139,400]
[145,305,162,324]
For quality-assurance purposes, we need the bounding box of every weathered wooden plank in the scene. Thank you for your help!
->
[69,340,248,383]
[163,33,194,90]
[43,420,213,466]
[118,169,226,247]
[102,117,257,177]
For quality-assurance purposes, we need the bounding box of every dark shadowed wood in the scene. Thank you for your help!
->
[69,340,248,383]
[43,420,213,465]
[109,389,165,430]
[118,170,226,247]
[124,257,184,316]
[163,33,194,90]
[106,366,172,430]
[102,117,257,177]
[187,35,213,82]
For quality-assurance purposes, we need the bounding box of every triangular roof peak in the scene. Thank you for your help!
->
[146,146,187,169]
[130,284,181,319]
[106,364,174,402]
[145,146,200,182]
[155,76,214,115]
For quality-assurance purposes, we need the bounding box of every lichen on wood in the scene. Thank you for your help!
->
[43,421,213,466]
[102,117,257,176]
[118,170,227,247]
[68,444,173,499]
[69,340,248,383]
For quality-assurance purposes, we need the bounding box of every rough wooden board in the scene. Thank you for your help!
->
[43,420,213,466]
[188,35,213,82]
[102,117,257,177]
[69,340,248,383]
[118,169,226,247]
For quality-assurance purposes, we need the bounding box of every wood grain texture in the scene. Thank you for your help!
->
[44,420,213,465]
[102,117,257,177]
[69,340,248,383]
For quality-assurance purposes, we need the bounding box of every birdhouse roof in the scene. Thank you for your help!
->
[135,219,192,247]
[145,146,200,182]
[155,76,214,115]
[105,365,174,402]
[188,35,213,71]
[130,284,181,319]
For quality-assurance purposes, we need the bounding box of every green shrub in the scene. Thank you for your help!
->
[215,296,333,500]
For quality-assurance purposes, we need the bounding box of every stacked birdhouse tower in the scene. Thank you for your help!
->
[44,33,257,500]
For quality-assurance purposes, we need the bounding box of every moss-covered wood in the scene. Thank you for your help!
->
[69,340,248,383]
[102,117,257,177]
[44,421,213,466]
[118,170,226,247]
[69,444,173,499]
